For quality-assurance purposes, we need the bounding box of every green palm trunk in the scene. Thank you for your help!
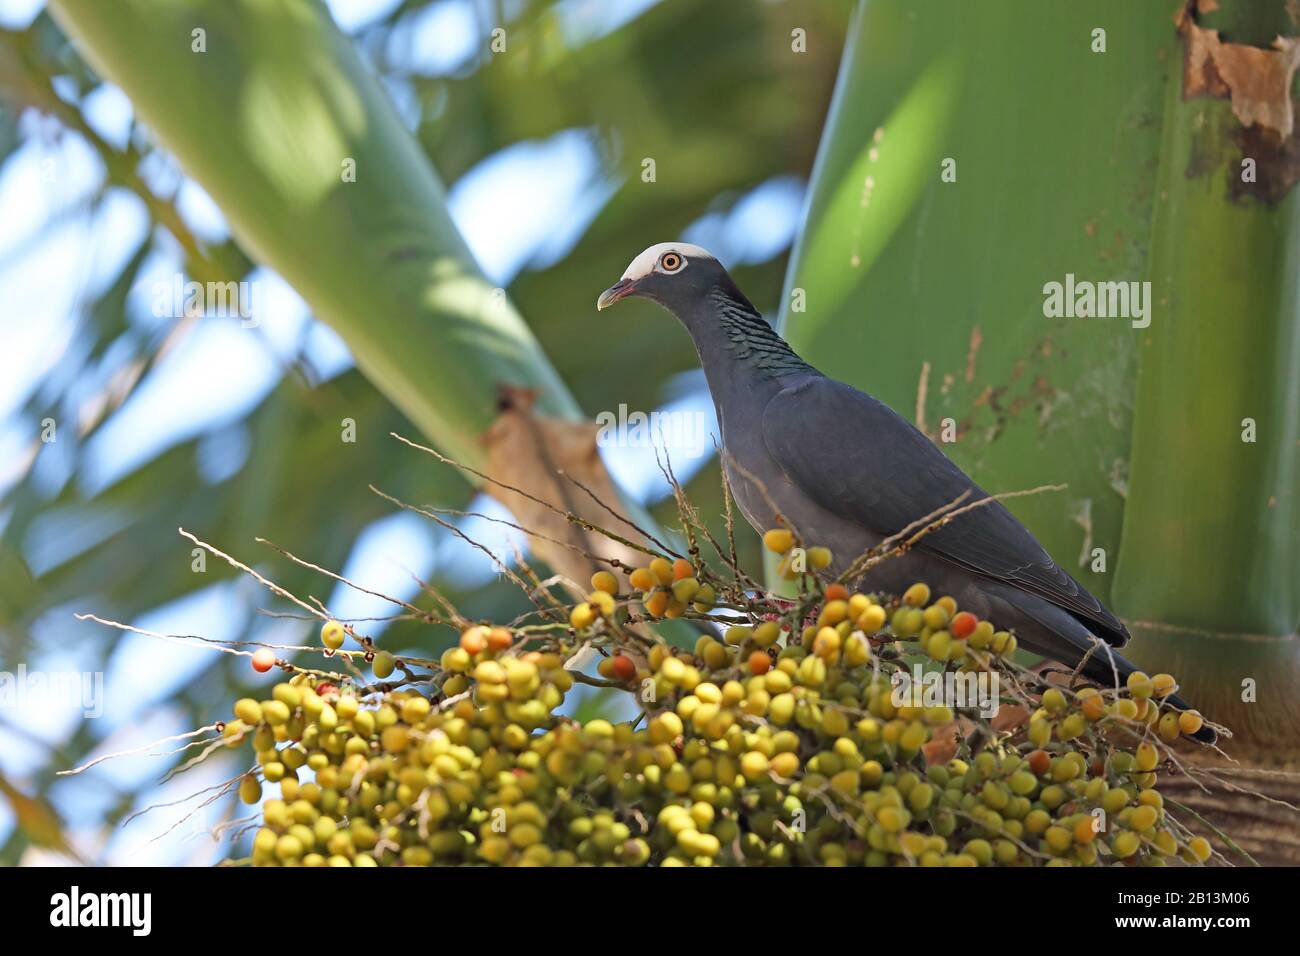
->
[49,0,578,468]
[780,0,1299,776]
[45,0,681,599]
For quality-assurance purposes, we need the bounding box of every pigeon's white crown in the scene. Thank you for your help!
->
[619,242,717,281]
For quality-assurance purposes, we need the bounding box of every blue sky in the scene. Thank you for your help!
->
[0,0,804,863]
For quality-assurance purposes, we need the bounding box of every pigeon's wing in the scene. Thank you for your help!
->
[761,376,1127,646]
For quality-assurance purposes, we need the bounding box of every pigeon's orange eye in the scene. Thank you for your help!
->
[659,251,684,273]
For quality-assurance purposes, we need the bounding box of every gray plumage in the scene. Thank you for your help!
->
[598,243,1213,742]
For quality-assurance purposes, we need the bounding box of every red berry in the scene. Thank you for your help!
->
[251,648,276,673]
[950,612,978,639]
[1028,749,1051,776]
[610,655,637,682]
[824,583,850,602]
[315,682,338,700]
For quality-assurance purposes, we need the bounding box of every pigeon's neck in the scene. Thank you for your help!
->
[682,287,815,392]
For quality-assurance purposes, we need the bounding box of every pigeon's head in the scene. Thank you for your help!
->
[596,242,728,315]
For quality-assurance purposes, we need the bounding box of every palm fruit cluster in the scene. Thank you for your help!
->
[227,532,1214,867]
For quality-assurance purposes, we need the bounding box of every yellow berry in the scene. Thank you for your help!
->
[902,583,931,607]
[587,590,616,617]
[372,651,396,679]
[1157,712,1181,743]
[570,603,596,629]
[1134,741,1160,772]
[1112,830,1140,858]
[1044,826,1072,853]
[321,620,345,650]
[752,621,781,648]
[724,625,752,646]
[692,584,716,611]
[1130,805,1158,831]
[856,605,887,632]
[649,558,675,586]
[239,774,262,805]
[671,577,700,604]
[844,633,871,667]
[763,529,795,554]
[1042,688,1067,713]
[922,604,950,630]
[628,567,656,591]
[741,751,769,781]
[590,570,619,595]
[233,698,263,724]
[1126,671,1153,698]
[1150,673,1177,698]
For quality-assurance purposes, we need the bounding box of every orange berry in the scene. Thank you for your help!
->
[748,651,771,675]
[610,655,637,682]
[487,627,513,651]
[949,612,977,639]
[460,627,488,655]
[251,648,276,673]
[824,583,850,602]
[672,558,694,581]
[1074,816,1098,844]
[643,592,670,617]
[1177,710,1204,735]
[1081,694,1107,722]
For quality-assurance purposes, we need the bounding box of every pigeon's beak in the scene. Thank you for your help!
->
[596,278,637,311]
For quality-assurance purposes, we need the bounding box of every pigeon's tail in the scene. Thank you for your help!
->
[989,583,1217,744]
